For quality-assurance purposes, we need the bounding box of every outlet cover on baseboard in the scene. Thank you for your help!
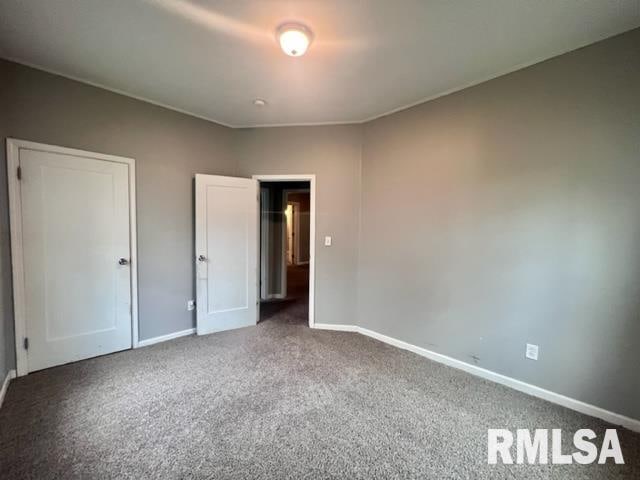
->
[525,343,539,360]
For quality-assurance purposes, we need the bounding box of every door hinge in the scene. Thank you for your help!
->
[17,166,22,180]
[23,337,29,350]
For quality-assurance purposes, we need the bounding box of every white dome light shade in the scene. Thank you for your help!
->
[277,23,313,57]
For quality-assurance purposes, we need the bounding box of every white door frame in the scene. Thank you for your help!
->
[283,189,308,264]
[282,189,310,296]
[282,199,300,290]
[252,175,316,328]
[6,139,139,376]
[259,187,270,300]
[285,199,301,266]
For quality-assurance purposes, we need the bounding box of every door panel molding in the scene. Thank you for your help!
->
[6,138,139,376]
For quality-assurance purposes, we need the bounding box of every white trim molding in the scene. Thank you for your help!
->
[6,138,140,376]
[312,323,358,333]
[259,187,270,301]
[253,175,316,328]
[0,369,16,410]
[5,31,627,130]
[136,328,196,348]
[311,323,640,433]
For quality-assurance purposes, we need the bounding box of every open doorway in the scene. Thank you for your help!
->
[254,176,314,327]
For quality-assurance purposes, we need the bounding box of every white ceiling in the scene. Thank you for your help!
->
[1,0,639,128]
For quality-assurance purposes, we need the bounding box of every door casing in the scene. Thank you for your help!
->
[7,138,139,376]
[285,200,300,266]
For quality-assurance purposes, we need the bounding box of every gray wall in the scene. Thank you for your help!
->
[0,61,362,381]
[357,28,640,419]
[0,59,236,363]
[235,126,362,327]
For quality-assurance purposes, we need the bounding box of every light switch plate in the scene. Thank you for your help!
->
[324,236,332,246]
[525,343,539,360]
[187,300,196,311]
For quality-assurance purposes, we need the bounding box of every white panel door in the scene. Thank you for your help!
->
[195,174,258,335]
[19,147,133,372]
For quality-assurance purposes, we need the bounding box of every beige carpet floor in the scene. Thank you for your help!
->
[1,283,639,479]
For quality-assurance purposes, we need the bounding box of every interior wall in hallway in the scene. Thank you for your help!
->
[287,192,311,264]
[260,182,309,298]
[357,28,640,419]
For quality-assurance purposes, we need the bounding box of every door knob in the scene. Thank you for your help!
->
[118,258,129,265]
[198,255,207,262]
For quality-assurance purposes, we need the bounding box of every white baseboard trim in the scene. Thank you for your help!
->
[0,369,16,409]
[136,328,196,348]
[312,323,640,433]
[312,323,359,332]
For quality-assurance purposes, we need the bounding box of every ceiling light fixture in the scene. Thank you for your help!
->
[277,23,313,57]
[253,98,267,107]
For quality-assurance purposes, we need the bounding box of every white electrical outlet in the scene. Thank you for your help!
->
[525,343,539,360]
[187,300,196,311]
